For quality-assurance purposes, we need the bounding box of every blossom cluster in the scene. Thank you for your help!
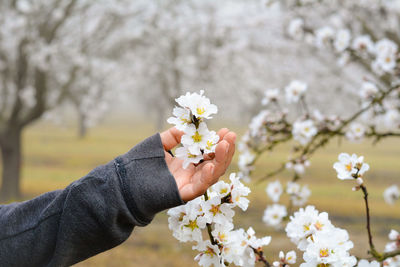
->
[287,10,399,76]
[168,173,272,267]
[286,205,357,266]
[263,180,311,228]
[167,90,219,169]
[285,5,400,139]
[383,229,400,266]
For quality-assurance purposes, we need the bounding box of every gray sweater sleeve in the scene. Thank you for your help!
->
[0,133,184,267]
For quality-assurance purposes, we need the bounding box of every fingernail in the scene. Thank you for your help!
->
[225,144,230,154]
[210,165,215,174]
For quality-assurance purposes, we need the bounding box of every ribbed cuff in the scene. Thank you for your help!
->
[114,133,185,226]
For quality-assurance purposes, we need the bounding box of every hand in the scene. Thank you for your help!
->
[160,127,236,202]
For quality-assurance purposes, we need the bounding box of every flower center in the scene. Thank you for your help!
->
[185,220,198,231]
[303,223,311,232]
[206,140,213,149]
[218,232,227,242]
[205,246,216,256]
[314,221,324,231]
[197,107,205,115]
[209,204,220,216]
[192,131,202,142]
[220,188,228,194]
[187,153,197,158]
[180,116,191,124]
[345,163,353,171]
[319,248,330,258]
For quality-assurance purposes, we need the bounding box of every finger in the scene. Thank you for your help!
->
[212,140,230,178]
[223,131,236,146]
[160,127,184,151]
[194,140,229,171]
[215,140,229,164]
[217,128,229,141]
[179,163,215,202]
[223,131,236,168]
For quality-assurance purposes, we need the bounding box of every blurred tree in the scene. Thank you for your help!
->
[0,0,145,201]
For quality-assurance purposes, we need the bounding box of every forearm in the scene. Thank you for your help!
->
[0,133,184,267]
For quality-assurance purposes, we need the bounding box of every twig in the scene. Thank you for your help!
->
[252,247,271,267]
[360,185,377,255]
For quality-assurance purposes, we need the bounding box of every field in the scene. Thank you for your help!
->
[2,119,400,266]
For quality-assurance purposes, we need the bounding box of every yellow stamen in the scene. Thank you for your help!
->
[303,223,311,232]
[192,131,202,142]
[209,205,220,216]
[197,107,205,115]
[314,221,324,231]
[345,163,352,171]
[319,248,329,258]
[187,153,197,158]
[185,220,198,231]
[206,140,213,150]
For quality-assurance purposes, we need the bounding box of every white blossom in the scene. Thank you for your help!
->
[266,180,283,203]
[285,160,311,175]
[229,173,251,211]
[285,80,308,103]
[273,250,297,266]
[360,82,379,100]
[384,185,400,205]
[263,204,287,228]
[285,205,334,251]
[262,88,280,105]
[334,29,351,52]
[175,146,203,169]
[345,122,366,142]
[194,240,223,267]
[385,230,400,253]
[357,259,380,267]
[292,119,318,145]
[201,196,235,225]
[315,26,335,48]
[167,107,192,131]
[300,229,356,267]
[288,18,304,40]
[176,90,218,120]
[352,35,375,54]
[333,153,369,180]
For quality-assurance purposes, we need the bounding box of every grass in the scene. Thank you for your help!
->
[1,120,400,266]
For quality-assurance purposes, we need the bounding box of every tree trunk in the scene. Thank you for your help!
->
[78,111,87,139]
[0,128,22,202]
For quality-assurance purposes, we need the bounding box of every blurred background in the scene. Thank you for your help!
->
[0,0,399,266]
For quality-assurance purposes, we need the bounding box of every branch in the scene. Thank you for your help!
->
[252,247,271,267]
[45,0,78,43]
[359,185,377,256]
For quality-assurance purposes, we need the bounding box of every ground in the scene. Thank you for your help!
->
[2,120,399,267]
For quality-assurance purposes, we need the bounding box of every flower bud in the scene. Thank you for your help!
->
[356,177,364,185]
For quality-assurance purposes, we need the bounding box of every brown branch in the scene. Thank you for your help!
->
[252,247,271,267]
[360,185,377,255]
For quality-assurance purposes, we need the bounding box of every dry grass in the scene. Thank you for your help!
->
[1,120,399,266]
